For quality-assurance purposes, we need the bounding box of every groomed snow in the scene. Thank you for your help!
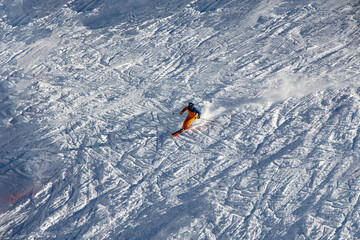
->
[0,0,359,239]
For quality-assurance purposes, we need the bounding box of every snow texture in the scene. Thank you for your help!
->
[0,0,359,239]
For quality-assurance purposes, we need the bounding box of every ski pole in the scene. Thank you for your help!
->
[200,118,212,122]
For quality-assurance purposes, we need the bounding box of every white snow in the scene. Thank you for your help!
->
[0,0,359,239]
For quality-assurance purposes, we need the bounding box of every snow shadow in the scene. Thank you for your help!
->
[0,82,59,210]
[0,123,59,211]
[1,0,188,28]
[1,0,68,26]
[73,0,188,29]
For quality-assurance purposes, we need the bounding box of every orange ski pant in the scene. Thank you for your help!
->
[182,116,196,130]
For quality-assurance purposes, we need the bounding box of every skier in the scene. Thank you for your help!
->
[179,102,201,130]
[171,102,202,136]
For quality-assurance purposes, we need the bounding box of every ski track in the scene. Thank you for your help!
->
[0,0,359,239]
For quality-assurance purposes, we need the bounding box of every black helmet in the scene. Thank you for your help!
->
[188,102,194,108]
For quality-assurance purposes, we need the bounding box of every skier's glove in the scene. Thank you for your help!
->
[197,116,200,119]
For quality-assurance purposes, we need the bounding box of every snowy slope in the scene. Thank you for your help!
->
[0,0,359,239]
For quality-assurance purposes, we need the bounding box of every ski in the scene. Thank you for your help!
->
[171,129,184,137]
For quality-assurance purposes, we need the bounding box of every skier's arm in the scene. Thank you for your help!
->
[180,107,188,115]
[195,108,201,118]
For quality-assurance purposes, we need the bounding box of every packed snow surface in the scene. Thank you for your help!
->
[0,0,359,239]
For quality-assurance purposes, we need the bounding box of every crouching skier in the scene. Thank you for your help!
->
[172,102,201,136]
[180,102,201,130]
